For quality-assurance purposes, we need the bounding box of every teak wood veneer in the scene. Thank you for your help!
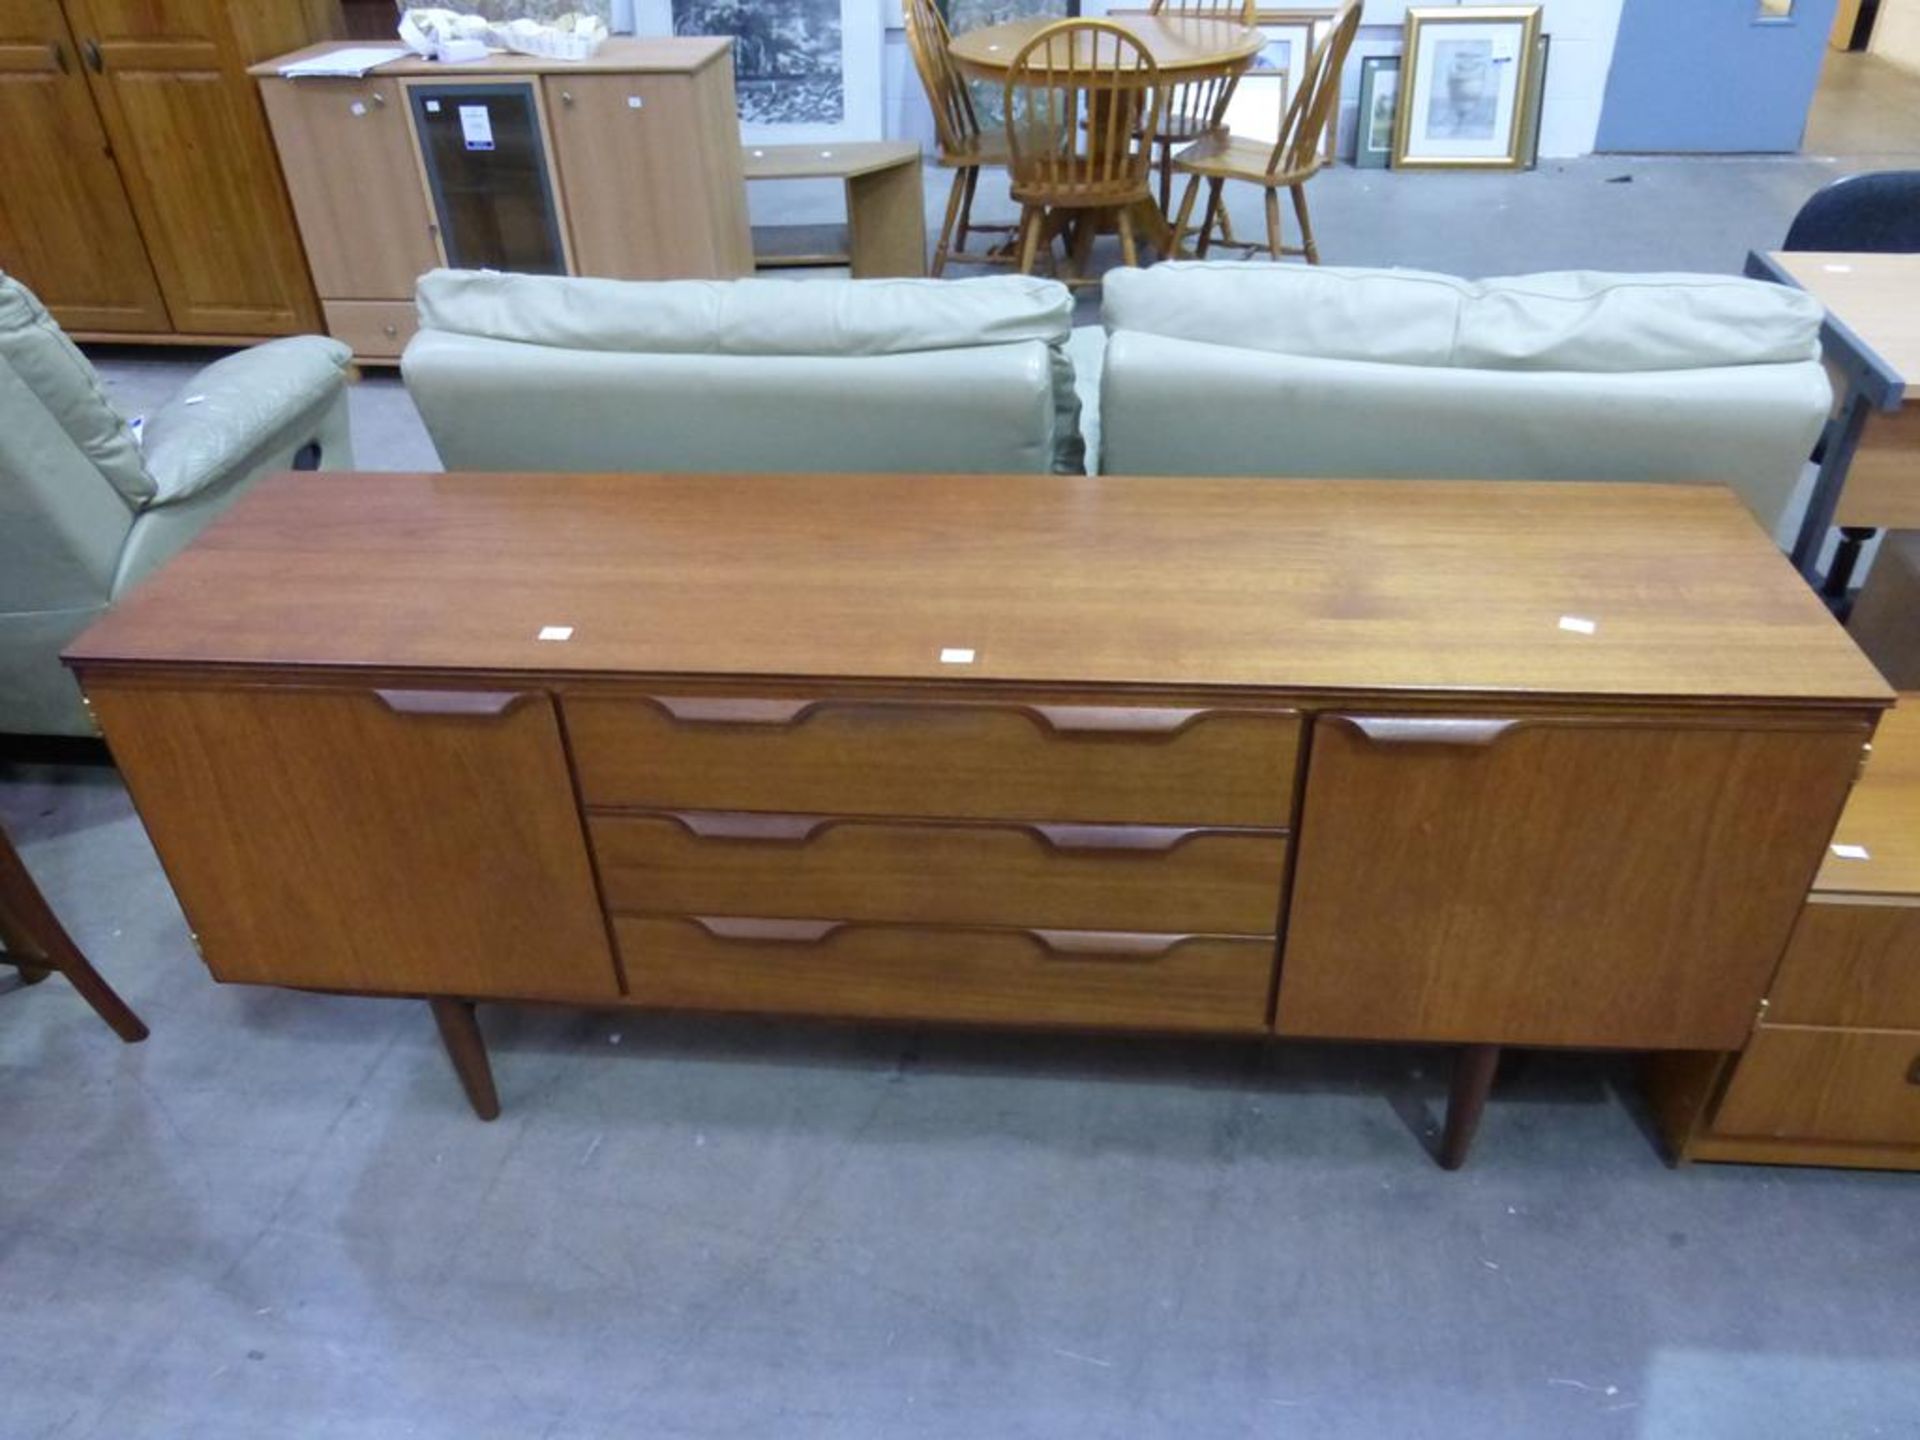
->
[65,472,1893,1166]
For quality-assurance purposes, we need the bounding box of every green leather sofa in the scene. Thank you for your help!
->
[1,273,354,737]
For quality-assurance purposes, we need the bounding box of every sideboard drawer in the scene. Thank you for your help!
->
[565,695,1301,826]
[1766,901,1920,1029]
[1712,1025,1920,1146]
[614,916,1275,1032]
[590,813,1288,934]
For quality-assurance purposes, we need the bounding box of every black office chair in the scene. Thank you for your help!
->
[1785,170,1920,253]
[1783,171,1920,608]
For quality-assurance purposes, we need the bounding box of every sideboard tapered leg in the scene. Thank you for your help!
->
[1439,1043,1502,1170]
[429,998,500,1121]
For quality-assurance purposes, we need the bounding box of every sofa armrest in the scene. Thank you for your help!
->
[140,336,353,507]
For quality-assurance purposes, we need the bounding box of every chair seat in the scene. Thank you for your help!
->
[1172,132,1316,185]
[1155,114,1220,146]
[939,135,1009,168]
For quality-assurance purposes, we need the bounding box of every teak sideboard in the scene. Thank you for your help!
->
[64,473,1893,1166]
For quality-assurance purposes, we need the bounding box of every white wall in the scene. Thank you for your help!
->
[1870,0,1920,71]
[640,0,1626,161]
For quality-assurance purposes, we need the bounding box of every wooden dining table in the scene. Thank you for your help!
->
[948,13,1264,263]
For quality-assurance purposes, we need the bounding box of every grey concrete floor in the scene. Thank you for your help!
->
[8,51,1920,1440]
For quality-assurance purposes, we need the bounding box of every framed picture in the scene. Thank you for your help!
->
[1392,5,1541,170]
[1516,31,1550,170]
[654,0,884,144]
[1354,53,1398,169]
[1223,9,1336,159]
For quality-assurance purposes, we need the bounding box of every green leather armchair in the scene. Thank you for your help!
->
[1,273,355,737]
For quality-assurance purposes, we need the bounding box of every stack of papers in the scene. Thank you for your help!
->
[278,46,411,78]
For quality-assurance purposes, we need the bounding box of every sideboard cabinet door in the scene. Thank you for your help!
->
[88,685,620,1003]
[1276,715,1868,1050]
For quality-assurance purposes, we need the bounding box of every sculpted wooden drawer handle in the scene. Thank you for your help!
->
[648,697,1232,736]
[1341,716,1521,747]
[1030,706,1207,736]
[1908,1053,1920,1087]
[692,916,843,943]
[1031,929,1191,960]
[372,689,531,718]
[663,812,1212,852]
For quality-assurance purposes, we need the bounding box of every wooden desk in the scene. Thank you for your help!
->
[66,473,1890,1165]
[743,141,928,278]
[1653,697,1920,1170]
[1748,250,1920,590]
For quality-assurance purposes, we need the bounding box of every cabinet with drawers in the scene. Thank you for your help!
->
[65,471,1891,1163]
[252,39,753,361]
[1651,698,1920,1170]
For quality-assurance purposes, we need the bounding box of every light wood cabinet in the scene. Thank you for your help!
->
[253,39,754,361]
[0,0,333,340]
[1651,698,1920,1171]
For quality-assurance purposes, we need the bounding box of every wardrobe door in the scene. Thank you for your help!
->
[65,0,319,334]
[0,0,167,331]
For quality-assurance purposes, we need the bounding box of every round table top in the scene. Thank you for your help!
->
[948,14,1264,82]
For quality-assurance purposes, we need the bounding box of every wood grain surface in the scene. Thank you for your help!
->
[64,472,1892,706]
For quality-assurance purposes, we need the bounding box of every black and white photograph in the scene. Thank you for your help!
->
[1394,5,1541,169]
[1426,38,1496,140]
[673,0,843,126]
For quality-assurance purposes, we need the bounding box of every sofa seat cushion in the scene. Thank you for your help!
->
[1102,263,1824,373]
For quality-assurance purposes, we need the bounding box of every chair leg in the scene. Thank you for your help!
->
[1,837,147,1043]
[1439,1044,1501,1170]
[1198,178,1225,259]
[1157,142,1174,218]
[1015,204,1044,276]
[429,997,500,1120]
[1169,174,1202,257]
[1116,204,1141,269]
[957,164,984,249]
[1291,183,1320,265]
[933,167,968,277]
[1264,186,1284,261]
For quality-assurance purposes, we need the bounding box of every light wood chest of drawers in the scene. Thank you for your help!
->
[1653,699,1920,1170]
[66,472,1892,1165]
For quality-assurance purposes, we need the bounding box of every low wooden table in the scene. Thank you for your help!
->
[1748,249,1920,593]
[743,141,928,279]
[66,472,1889,1165]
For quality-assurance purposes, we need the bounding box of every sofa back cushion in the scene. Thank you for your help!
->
[1098,264,1830,535]
[0,274,153,504]
[0,275,141,616]
[407,270,1085,474]
[1102,263,1824,372]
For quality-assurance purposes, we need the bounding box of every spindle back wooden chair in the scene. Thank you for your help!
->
[1169,0,1360,263]
[1004,20,1164,280]
[904,0,1016,274]
[1144,0,1258,217]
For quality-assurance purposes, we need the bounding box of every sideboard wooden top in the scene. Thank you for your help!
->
[1817,696,1920,897]
[251,37,733,79]
[67,472,1890,705]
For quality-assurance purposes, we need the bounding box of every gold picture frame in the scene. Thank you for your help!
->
[1392,5,1542,171]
